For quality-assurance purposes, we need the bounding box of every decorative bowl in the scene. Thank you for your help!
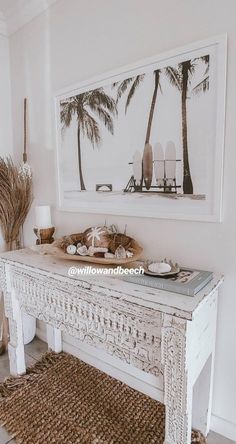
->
[35,234,143,265]
[143,259,180,277]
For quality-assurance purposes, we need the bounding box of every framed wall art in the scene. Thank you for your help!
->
[55,34,227,221]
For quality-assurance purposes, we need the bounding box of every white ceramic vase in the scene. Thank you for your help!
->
[22,312,36,345]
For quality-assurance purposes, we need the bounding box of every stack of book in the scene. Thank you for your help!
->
[123,267,213,296]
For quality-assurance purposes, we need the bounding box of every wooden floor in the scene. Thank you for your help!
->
[0,338,234,444]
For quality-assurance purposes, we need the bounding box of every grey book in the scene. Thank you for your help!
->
[123,268,213,296]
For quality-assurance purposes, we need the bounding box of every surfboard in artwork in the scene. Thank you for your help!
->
[165,141,176,187]
[132,150,142,187]
[143,143,153,190]
[153,142,165,188]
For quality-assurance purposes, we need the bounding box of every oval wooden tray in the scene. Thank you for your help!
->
[35,241,143,265]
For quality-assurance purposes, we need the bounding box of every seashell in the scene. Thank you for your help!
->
[148,262,171,274]
[104,252,115,259]
[126,250,133,258]
[115,245,126,259]
[66,244,77,255]
[88,246,108,256]
[83,226,111,248]
[76,242,82,248]
[77,245,88,256]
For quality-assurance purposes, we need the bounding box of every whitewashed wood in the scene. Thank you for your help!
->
[46,324,62,352]
[192,292,218,435]
[162,314,193,444]
[0,248,223,444]
[0,247,223,320]
[5,264,26,376]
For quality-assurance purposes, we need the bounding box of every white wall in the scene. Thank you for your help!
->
[0,33,12,157]
[9,0,236,439]
[0,30,13,252]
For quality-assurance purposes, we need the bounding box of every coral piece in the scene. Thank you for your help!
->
[88,246,108,256]
[126,251,134,258]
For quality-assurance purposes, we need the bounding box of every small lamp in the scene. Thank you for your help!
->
[34,205,55,244]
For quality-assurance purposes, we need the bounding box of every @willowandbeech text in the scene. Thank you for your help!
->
[68,266,144,277]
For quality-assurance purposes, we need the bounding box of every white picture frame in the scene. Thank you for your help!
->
[55,34,227,222]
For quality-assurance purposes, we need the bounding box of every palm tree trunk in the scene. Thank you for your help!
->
[77,125,86,191]
[145,70,160,144]
[181,62,193,194]
[138,69,160,190]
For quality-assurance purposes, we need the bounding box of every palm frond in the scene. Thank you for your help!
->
[200,54,210,74]
[192,76,209,95]
[192,55,210,76]
[90,105,114,134]
[189,61,198,76]
[88,89,117,115]
[114,77,135,102]
[81,111,101,147]
[60,99,76,130]
[165,67,182,91]
[61,88,116,146]
[125,74,145,112]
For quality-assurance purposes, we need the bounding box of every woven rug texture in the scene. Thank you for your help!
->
[0,352,206,444]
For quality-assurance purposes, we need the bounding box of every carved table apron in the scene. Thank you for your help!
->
[0,248,223,444]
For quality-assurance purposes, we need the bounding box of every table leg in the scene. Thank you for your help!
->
[162,316,192,444]
[192,353,214,436]
[4,264,26,376]
[46,324,62,352]
[192,293,218,436]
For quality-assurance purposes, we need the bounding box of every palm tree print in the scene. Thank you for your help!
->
[114,70,161,188]
[165,55,209,194]
[60,89,117,190]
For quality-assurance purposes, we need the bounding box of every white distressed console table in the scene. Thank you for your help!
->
[0,248,223,444]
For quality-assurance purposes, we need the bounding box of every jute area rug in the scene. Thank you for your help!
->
[0,352,206,444]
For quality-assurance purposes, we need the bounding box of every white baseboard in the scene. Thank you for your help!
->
[211,414,236,441]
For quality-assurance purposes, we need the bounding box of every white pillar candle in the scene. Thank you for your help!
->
[35,205,52,229]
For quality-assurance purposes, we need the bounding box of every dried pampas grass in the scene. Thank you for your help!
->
[0,156,33,355]
[0,157,33,250]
